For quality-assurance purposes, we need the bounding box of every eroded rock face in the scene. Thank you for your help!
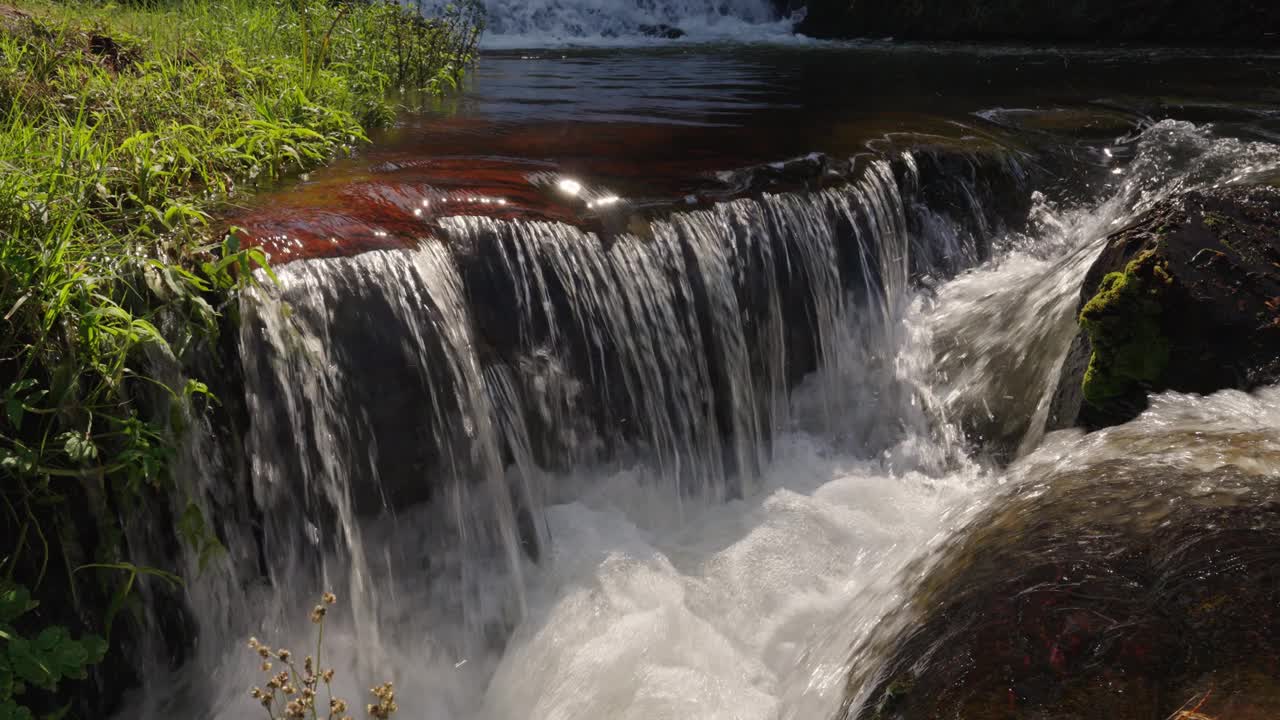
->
[842,456,1280,720]
[1049,184,1280,430]
[796,0,1280,44]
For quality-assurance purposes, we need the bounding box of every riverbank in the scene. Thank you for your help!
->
[0,1,480,715]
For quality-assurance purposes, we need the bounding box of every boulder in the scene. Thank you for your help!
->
[795,0,1280,45]
[842,458,1280,720]
[1048,184,1280,430]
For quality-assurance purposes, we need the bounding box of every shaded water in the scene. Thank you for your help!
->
[131,44,1280,720]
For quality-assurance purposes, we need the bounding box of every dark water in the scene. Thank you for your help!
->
[234,45,1280,262]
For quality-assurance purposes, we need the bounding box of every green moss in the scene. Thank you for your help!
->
[1079,251,1172,404]
[1202,211,1228,229]
[871,676,915,719]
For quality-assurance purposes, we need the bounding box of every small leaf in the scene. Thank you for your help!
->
[59,432,99,465]
[177,504,206,549]
[42,629,89,681]
[0,653,13,696]
[183,380,212,400]
[162,204,182,228]
[5,396,21,431]
[80,636,107,666]
[33,628,65,655]
[0,588,36,624]
[0,698,35,720]
[197,538,226,572]
[4,380,38,429]
[8,637,53,690]
[0,449,29,474]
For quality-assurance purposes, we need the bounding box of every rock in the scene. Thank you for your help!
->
[1047,184,1280,431]
[841,457,1280,720]
[637,23,686,39]
[795,0,1280,45]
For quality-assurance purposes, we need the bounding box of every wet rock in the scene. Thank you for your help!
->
[1048,184,1280,430]
[637,23,686,39]
[841,459,1280,720]
[796,0,1280,45]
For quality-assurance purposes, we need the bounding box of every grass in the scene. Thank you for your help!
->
[0,0,481,714]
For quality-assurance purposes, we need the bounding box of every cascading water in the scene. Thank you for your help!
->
[131,113,1280,720]
[460,0,794,47]
[924,120,1280,458]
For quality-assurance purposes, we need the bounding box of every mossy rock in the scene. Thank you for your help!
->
[1048,184,1280,430]
[1078,251,1172,405]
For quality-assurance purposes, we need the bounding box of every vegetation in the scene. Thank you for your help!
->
[0,586,107,720]
[0,0,481,715]
[247,592,396,720]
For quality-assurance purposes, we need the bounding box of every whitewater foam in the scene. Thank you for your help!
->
[483,435,984,720]
[454,0,801,48]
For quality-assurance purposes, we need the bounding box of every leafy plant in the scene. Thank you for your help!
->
[0,585,108,720]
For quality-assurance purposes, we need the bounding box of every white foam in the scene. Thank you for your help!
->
[482,434,985,720]
[457,0,802,48]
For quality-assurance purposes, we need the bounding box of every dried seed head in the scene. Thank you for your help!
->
[367,682,397,718]
[322,591,337,605]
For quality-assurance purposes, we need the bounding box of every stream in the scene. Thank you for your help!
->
[126,14,1280,720]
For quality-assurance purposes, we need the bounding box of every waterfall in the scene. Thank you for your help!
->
[136,147,990,719]
[127,118,1280,720]
[454,0,795,47]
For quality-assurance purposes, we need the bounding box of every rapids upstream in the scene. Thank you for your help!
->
[122,39,1280,720]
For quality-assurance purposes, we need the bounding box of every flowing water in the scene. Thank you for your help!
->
[470,0,795,47]
[126,29,1280,720]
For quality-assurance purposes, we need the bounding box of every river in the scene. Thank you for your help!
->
[125,15,1280,720]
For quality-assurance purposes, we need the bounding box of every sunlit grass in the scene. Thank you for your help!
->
[0,1,481,713]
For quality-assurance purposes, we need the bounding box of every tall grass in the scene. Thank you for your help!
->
[0,1,481,714]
